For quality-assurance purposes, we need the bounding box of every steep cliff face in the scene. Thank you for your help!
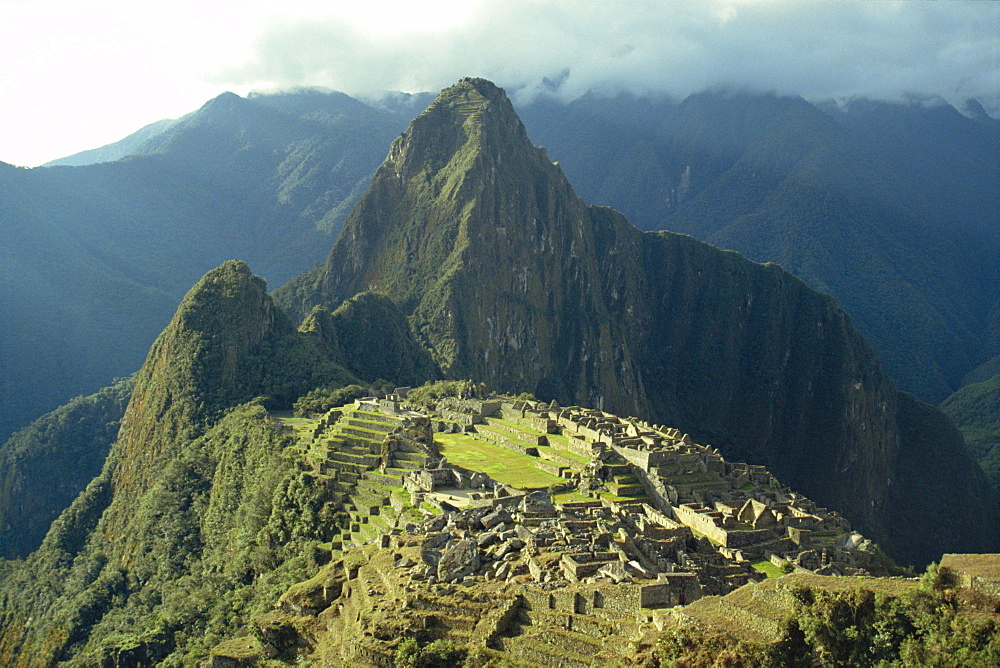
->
[280,78,649,415]
[631,233,901,540]
[276,78,998,566]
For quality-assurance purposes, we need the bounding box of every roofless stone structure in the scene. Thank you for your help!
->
[237,390,904,664]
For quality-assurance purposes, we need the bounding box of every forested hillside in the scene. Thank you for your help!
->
[942,373,1000,494]
[0,259,440,664]
[0,377,133,559]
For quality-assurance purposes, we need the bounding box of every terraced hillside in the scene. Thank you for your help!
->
[275,406,436,554]
[205,391,932,666]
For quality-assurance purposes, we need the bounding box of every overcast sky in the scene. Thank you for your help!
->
[1,0,996,167]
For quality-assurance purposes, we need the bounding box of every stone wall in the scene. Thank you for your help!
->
[970,575,1000,601]
[673,504,729,545]
[472,427,539,456]
[613,445,673,471]
[535,460,565,477]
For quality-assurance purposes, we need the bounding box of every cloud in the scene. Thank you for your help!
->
[216,0,999,111]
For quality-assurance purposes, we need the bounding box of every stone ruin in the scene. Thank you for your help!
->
[257,390,892,666]
[330,393,890,589]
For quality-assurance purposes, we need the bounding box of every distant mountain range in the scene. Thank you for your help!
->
[0,90,423,441]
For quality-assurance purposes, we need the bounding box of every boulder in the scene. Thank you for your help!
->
[423,531,450,549]
[481,508,512,530]
[437,538,480,582]
[477,531,499,549]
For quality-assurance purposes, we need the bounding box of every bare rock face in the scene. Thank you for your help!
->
[437,538,480,582]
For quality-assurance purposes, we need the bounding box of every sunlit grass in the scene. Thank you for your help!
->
[435,433,564,489]
[750,558,785,578]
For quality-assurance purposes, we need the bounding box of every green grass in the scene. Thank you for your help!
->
[435,433,565,489]
[475,424,538,450]
[271,414,320,441]
[420,501,442,515]
[553,490,589,504]
[489,416,547,437]
[271,415,317,430]
[750,558,785,578]
[537,440,591,464]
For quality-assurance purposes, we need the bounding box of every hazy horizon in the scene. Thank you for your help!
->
[2,0,996,167]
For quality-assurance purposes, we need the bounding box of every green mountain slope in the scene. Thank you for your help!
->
[0,376,133,560]
[942,373,1000,493]
[0,257,439,664]
[276,78,998,567]
[0,261,437,562]
[0,90,418,443]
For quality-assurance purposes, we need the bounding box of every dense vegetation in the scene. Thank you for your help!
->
[0,376,133,559]
[942,373,1000,493]
[299,293,441,387]
[656,569,1000,667]
[0,401,341,665]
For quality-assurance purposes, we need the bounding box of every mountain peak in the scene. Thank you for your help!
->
[384,78,540,183]
[299,78,572,315]
[425,77,515,119]
[109,260,288,525]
